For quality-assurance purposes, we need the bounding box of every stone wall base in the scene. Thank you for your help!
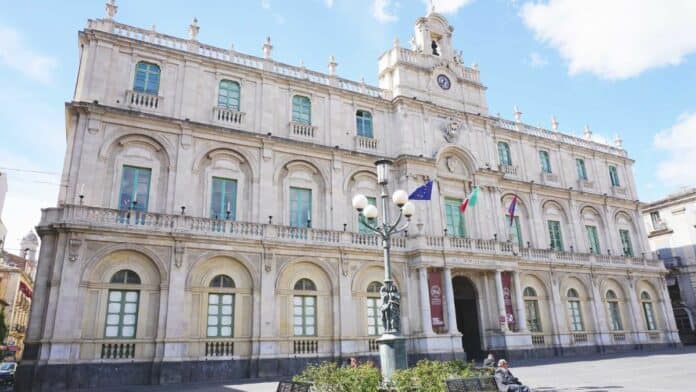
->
[15,344,675,391]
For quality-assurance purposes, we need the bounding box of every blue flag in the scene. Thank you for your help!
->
[409,180,433,200]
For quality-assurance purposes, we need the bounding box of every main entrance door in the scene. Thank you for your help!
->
[453,276,483,360]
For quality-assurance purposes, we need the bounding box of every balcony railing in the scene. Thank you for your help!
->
[41,205,659,268]
[354,135,378,152]
[213,107,245,127]
[289,121,316,139]
[101,342,136,359]
[205,340,234,357]
[541,172,559,184]
[498,164,518,177]
[611,186,627,197]
[125,90,162,111]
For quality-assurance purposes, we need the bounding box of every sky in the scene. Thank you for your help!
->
[0,0,695,253]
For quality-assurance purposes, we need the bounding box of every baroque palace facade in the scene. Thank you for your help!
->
[18,3,679,390]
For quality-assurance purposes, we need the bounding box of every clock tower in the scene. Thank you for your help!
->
[378,9,488,115]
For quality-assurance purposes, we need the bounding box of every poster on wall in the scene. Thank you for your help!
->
[501,271,516,329]
[428,269,445,327]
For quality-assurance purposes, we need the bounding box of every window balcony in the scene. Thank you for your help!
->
[289,121,316,140]
[354,135,378,152]
[611,185,627,197]
[213,106,246,127]
[498,164,518,177]
[540,172,559,184]
[125,90,162,112]
[577,179,594,191]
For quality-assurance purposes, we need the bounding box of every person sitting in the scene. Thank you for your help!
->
[483,353,496,368]
[494,359,530,392]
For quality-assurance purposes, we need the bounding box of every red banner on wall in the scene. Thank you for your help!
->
[501,272,515,329]
[428,269,445,327]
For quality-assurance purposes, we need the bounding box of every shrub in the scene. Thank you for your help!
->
[389,359,479,392]
[293,361,382,392]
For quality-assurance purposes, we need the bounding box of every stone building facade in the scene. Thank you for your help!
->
[642,188,696,344]
[0,247,36,361]
[18,3,679,390]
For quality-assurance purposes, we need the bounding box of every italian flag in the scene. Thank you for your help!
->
[459,187,479,213]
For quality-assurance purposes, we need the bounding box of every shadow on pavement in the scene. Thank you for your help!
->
[515,345,696,368]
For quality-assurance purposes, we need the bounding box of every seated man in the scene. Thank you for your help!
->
[483,353,496,368]
[494,359,531,392]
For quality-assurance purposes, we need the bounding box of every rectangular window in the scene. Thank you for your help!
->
[576,158,588,180]
[525,300,542,332]
[104,290,139,338]
[210,177,237,220]
[619,229,634,256]
[293,295,316,336]
[359,197,377,234]
[444,198,466,237]
[207,293,234,337]
[218,80,241,110]
[292,96,311,124]
[133,62,160,95]
[289,187,312,228]
[568,300,584,331]
[609,165,620,187]
[548,220,564,251]
[506,215,523,247]
[498,142,512,166]
[356,111,373,138]
[585,225,601,254]
[650,211,662,230]
[539,151,552,173]
[119,165,151,212]
[366,297,384,336]
[643,303,656,330]
[608,302,623,331]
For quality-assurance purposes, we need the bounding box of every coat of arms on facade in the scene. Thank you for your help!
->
[441,120,463,143]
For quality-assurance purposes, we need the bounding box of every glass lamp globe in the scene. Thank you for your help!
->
[364,204,379,219]
[352,194,368,211]
[392,190,408,207]
[402,201,415,218]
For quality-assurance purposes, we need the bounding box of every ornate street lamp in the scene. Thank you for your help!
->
[352,159,414,382]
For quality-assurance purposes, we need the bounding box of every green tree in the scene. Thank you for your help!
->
[0,309,8,344]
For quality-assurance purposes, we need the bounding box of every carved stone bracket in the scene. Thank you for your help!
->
[262,243,274,273]
[174,241,185,268]
[67,237,83,262]
[339,248,349,277]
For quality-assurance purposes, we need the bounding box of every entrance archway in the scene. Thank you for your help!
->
[453,276,483,360]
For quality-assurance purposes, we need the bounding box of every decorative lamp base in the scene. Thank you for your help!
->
[377,333,408,382]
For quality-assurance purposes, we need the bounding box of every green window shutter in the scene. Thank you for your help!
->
[119,166,151,212]
[366,297,383,336]
[608,301,623,331]
[525,300,542,332]
[290,187,312,228]
[506,215,523,247]
[292,95,311,124]
[356,110,373,138]
[133,62,160,94]
[609,166,620,187]
[104,290,139,338]
[548,220,563,251]
[619,229,633,256]
[643,302,656,330]
[210,177,237,220]
[498,142,511,165]
[207,293,235,337]
[358,197,377,233]
[444,198,465,237]
[585,225,600,254]
[539,151,551,173]
[576,159,587,180]
[568,300,584,331]
[218,80,241,110]
[293,295,316,336]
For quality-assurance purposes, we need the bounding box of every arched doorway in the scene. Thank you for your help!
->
[453,276,483,360]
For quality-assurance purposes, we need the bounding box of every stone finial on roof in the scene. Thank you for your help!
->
[188,17,200,41]
[263,36,273,59]
[551,115,559,131]
[614,134,623,148]
[328,55,338,76]
[514,105,522,122]
[105,0,118,20]
[583,125,592,140]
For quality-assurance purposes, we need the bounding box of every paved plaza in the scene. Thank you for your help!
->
[72,347,695,392]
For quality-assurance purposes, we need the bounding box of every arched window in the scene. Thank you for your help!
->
[523,287,542,332]
[293,278,316,336]
[640,291,657,330]
[207,274,236,338]
[539,150,552,173]
[606,290,623,331]
[292,95,311,124]
[133,61,160,95]
[105,270,141,339]
[567,288,584,332]
[218,80,241,111]
[366,281,383,336]
[497,141,512,166]
[356,110,373,138]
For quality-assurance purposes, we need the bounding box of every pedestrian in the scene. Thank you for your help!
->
[349,357,359,368]
[494,359,530,392]
[483,352,496,368]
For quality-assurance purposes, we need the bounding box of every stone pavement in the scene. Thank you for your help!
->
[72,346,695,391]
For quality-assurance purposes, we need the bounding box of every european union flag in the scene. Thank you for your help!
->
[409,180,433,200]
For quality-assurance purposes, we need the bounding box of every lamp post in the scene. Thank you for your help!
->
[352,159,414,382]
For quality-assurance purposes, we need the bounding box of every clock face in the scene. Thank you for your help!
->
[437,74,451,90]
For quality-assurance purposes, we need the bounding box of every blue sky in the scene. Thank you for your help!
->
[0,0,695,252]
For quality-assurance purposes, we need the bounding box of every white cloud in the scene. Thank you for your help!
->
[373,0,398,23]
[520,0,696,80]
[528,51,548,67]
[0,25,57,84]
[653,112,696,189]
[424,0,474,14]
[261,0,271,9]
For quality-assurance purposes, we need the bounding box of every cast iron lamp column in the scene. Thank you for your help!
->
[352,159,415,382]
